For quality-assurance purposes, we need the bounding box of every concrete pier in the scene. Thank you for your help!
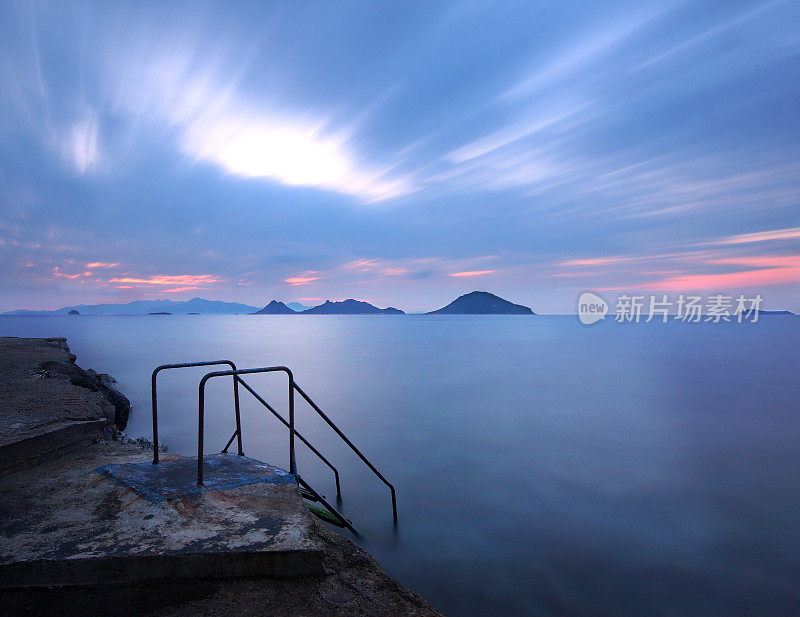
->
[1,448,326,587]
[0,337,443,616]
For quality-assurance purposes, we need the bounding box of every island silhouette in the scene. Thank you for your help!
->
[426,291,534,314]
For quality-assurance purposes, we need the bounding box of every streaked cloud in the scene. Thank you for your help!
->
[449,270,497,278]
[446,101,593,164]
[559,257,629,267]
[704,226,800,246]
[500,5,674,101]
[621,255,800,291]
[109,274,220,286]
[63,115,100,175]
[284,273,322,286]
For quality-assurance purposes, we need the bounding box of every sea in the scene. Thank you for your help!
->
[1,314,798,617]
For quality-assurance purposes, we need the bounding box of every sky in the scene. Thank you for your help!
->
[0,0,798,313]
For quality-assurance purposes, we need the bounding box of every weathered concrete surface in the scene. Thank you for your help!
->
[0,445,326,587]
[0,337,130,476]
[0,337,444,616]
[2,522,443,617]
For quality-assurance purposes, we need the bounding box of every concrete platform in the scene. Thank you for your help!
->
[0,337,123,476]
[0,444,326,587]
[0,337,325,588]
[0,337,443,616]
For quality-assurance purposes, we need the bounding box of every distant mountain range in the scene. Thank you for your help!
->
[6,293,795,317]
[251,292,531,315]
[2,292,539,316]
[252,298,404,315]
[1,297,259,315]
[426,291,534,314]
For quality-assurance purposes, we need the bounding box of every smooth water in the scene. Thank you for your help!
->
[2,315,798,616]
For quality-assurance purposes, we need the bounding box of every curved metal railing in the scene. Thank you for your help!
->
[197,366,397,524]
[150,361,398,534]
[151,360,241,464]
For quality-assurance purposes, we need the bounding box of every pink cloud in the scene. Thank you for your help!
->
[381,267,409,276]
[344,259,380,271]
[284,274,321,285]
[604,255,800,291]
[52,267,83,279]
[449,269,497,277]
[109,274,220,286]
[86,262,119,268]
[342,259,410,277]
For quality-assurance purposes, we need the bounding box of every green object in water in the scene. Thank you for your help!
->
[306,503,351,527]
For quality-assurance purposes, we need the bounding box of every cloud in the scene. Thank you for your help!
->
[85,262,119,268]
[344,259,381,271]
[602,255,800,291]
[103,30,413,202]
[449,270,497,277]
[182,113,412,201]
[704,226,800,246]
[109,274,220,286]
[446,101,593,164]
[500,6,672,101]
[342,258,408,276]
[284,273,321,285]
[63,115,100,175]
[559,257,629,267]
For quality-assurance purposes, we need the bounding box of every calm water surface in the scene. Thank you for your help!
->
[2,315,798,616]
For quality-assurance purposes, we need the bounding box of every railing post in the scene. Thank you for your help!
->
[151,369,160,464]
[198,376,206,485]
[288,371,297,476]
[233,373,243,456]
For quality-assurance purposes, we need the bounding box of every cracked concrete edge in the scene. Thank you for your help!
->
[0,419,114,478]
[0,549,327,588]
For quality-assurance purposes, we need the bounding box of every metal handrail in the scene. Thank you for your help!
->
[151,360,241,464]
[198,367,297,483]
[151,363,396,533]
[293,383,398,522]
[196,366,397,523]
[233,375,342,498]
[296,475,358,535]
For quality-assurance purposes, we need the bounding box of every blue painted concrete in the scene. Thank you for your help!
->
[96,454,295,502]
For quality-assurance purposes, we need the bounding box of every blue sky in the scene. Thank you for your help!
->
[1,0,798,313]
